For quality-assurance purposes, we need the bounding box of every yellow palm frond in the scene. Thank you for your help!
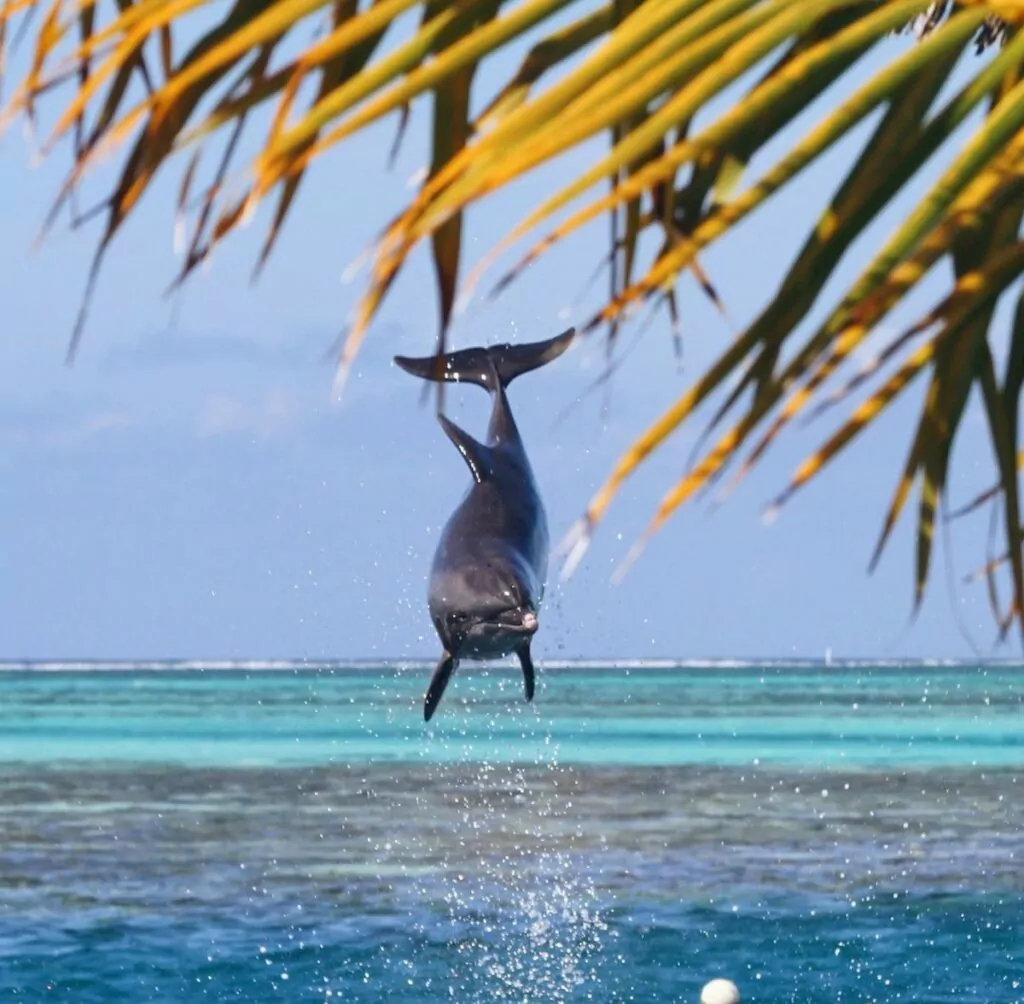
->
[3,0,1024,637]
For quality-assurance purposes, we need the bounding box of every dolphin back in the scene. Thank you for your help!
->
[394,327,575,391]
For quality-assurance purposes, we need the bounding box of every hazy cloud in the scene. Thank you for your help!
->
[100,323,406,372]
[194,389,298,440]
[0,407,133,447]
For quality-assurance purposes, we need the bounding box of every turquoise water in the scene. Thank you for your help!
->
[1,662,1022,1002]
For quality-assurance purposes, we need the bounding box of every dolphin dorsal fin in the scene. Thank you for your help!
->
[438,414,492,483]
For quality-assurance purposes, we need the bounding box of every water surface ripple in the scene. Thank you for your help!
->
[0,663,1021,1002]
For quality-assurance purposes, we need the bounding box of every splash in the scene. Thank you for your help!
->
[435,759,611,1003]
[363,687,618,1004]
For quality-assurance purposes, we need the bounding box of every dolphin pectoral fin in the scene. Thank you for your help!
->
[424,652,458,722]
[517,644,535,703]
[437,414,492,483]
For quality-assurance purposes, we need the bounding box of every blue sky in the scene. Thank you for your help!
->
[0,17,1014,660]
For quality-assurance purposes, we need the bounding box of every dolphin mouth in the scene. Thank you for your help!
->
[493,607,538,633]
[467,607,538,638]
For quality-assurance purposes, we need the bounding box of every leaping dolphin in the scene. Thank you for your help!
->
[394,327,576,721]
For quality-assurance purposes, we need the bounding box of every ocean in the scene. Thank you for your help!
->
[0,661,1021,1002]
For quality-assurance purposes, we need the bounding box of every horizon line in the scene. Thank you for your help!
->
[1,656,1022,672]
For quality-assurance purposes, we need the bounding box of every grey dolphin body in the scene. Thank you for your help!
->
[394,328,575,721]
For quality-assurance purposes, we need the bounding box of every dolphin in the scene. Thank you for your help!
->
[394,327,576,721]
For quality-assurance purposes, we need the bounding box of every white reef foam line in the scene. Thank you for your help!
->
[0,657,1002,673]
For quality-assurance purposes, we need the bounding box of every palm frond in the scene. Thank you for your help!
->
[2,0,1024,636]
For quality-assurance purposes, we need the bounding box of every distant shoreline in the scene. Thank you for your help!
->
[1,658,1021,672]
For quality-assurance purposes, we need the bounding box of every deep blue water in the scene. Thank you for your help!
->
[1,661,1022,1002]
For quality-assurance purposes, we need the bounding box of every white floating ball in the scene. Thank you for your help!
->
[700,978,740,1004]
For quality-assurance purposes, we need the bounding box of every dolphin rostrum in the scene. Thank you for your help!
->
[394,327,576,721]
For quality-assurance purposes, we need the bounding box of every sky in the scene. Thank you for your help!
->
[0,12,1016,661]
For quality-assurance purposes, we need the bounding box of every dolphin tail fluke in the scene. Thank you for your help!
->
[517,643,535,703]
[424,652,458,722]
[394,327,575,392]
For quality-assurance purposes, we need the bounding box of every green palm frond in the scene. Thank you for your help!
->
[3,0,1024,637]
